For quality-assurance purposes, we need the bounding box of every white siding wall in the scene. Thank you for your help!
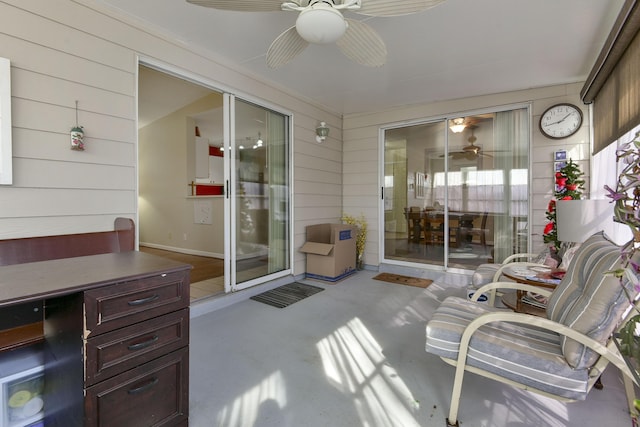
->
[0,0,341,277]
[343,83,591,267]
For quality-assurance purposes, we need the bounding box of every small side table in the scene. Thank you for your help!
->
[500,266,562,317]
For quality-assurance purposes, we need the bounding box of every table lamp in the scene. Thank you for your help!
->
[556,199,614,243]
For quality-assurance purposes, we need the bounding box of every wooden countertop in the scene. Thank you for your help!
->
[0,252,191,308]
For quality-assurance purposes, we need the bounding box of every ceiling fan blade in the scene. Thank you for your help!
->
[356,0,447,17]
[266,27,309,68]
[336,19,386,67]
[186,0,285,12]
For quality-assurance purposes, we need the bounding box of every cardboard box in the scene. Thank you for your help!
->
[300,224,357,282]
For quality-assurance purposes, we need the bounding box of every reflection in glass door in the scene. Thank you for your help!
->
[382,108,529,270]
[230,98,290,291]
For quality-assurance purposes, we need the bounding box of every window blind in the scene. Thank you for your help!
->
[581,0,640,154]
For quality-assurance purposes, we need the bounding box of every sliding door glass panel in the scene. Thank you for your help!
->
[383,121,447,267]
[493,109,530,261]
[233,99,290,288]
[382,109,529,270]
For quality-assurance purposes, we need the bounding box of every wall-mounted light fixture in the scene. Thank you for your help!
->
[449,117,467,134]
[316,121,329,143]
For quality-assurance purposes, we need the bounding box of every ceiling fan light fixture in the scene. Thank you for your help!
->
[449,118,466,133]
[296,5,347,44]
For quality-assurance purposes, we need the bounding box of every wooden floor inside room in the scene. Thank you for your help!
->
[139,246,225,301]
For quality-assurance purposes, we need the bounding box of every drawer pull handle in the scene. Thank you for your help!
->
[128,377,159,395]
[127,335,159,351]
[127,294,160,306]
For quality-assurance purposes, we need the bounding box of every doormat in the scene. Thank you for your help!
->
[372,273,433,288]
[250,282,324,308]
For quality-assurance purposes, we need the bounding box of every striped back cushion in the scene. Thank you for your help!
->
[546,232,618,322]
[546,232,632,369]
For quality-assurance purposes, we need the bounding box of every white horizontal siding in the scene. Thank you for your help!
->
[0,188,134,217]
[14,69,135,120]
[12,158,134,190]
[12,128,136,166]
[0,215,134,239]
[0,32,134,96]
[0,0,343,279]
[0,1,133,72]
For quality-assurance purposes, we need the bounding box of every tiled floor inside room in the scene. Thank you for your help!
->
[384,234,495,270]
[188,270,635,427]
[139,246,272,301]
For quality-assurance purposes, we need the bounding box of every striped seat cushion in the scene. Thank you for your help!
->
[471,264,500,287]
[546,232,632,369]
[425,296,590,400]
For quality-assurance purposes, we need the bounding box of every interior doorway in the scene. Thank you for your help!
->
[137,64,292,300]
[138,65,226,301]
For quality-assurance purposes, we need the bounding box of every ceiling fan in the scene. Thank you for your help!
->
[448,127,491,160]
[186,0,448,68]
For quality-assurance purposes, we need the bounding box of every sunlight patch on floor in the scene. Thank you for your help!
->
[316,317,421,427]
[216,371,287,426]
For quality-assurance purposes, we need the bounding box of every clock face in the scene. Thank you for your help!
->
[539,103,583,139]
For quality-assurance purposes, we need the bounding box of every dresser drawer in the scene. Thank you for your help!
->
[84,269,189,336]
[85,308,189,386]
[85,347,189,427]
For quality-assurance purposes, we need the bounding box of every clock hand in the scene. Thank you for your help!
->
[550,113,572,125]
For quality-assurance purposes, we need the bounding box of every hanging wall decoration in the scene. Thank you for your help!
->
[70,100,84,151]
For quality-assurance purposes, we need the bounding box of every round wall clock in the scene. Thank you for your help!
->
[539,103,583,139]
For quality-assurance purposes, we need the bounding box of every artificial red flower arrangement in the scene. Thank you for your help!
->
[543,159,585,253]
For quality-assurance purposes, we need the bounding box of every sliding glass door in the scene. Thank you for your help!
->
[137,63,291,299]
[382,107,530,270]
[227,97,290,291]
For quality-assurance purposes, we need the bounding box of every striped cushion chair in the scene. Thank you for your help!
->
[425,232,638,427]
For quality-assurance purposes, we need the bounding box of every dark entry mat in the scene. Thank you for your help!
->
[250,282,324,308]
[373,273,433,288]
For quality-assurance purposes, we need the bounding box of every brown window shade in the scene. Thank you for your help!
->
[581,0,640,154]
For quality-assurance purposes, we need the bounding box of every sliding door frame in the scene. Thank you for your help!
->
[137,57,294,294]
[226,94,294,292]
[378,103,532,272]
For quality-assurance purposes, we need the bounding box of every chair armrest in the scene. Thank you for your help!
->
[472,281,553,306]
[455,311,637,386]
[502,253,539,264]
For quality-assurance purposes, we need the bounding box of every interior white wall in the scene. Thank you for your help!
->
[0,0,342,277]
[139,93,225,257]
[343,83,592,268]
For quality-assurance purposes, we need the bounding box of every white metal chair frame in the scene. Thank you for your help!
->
[441,280,639,427]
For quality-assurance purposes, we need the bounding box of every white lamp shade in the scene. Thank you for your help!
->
[556,199,614,243]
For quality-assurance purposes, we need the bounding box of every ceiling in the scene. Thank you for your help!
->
[97,0,624,116]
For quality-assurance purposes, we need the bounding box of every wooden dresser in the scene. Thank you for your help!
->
[0,220,191,426]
